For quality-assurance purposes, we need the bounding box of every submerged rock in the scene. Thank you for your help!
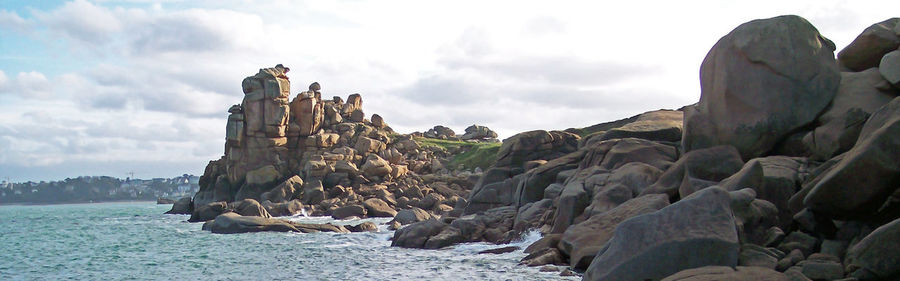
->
[203,212,348,234]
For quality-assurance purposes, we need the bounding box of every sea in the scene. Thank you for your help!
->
[0,202,576,280]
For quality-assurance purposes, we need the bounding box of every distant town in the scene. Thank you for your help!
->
[0,175,199,205]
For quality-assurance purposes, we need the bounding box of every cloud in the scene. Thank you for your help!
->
[126,9,266,55]
[36,0,123,44]
[0,9,29,33]
[0,71,54,99]
[0,70,8,91]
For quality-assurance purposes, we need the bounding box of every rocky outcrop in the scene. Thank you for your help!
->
[424,125,455,139]
[683,15,840,160]
[186,64,482,224]
[459,125,498,141]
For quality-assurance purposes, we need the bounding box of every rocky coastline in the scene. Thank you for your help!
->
[169,15,900,280]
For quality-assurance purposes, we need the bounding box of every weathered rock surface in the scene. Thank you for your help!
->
[661,266,790,281]
[881,50,900,86]
[459,124,498,141]
[391,207,432,225]
[494,130,580,168]
[683,15,840,160]
[559,194,670,269]
[260,175,303,203]
[803,96,900,217]
[390,219,449,248]
[165,196,193,215]
[599,110,683,143]
[583,187,739,281]
[803,69,897,160]
[845,218,900,279]
[642,145,743,199]
[189,201,228,222]
[838,18,900,71]
[204,212,348,234]
[331,204,367,220]
[363,198,397,217]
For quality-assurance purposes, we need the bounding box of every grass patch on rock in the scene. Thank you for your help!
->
[414,137,501,170]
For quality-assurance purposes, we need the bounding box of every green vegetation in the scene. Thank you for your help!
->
[414,137,502,170]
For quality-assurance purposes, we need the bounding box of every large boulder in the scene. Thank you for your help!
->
[599,110,683,143]
[331,204,367,219]
[494,130,580,168]
[205,212,299,234]
[165,196,193,215]
[661,266,790,281]
[424,125,455,139]
[559,194,670,269]
[844,218,900,279]
[204,212,348,234]
[464,167,525,214]
[188,201,228,222]
[361,154,393,178]
[683,15,840,160]
[802,69,897,160]
[235,165,282,201]
[228,198,271,218]
[837,18,900,71]
[260,175,303,203]
[390,219,449,248]
[881,50,900,86]
[803,96,900,217]
[583,187,740,281]
[354,137,386,154]
[392,207,432,225]
[263,200,304,217]
[641,145,744,199]
[459,124,498,140]
[363,198,397,217]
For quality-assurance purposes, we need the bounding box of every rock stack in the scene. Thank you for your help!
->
[389,15,900,281]
[174,65,502,234]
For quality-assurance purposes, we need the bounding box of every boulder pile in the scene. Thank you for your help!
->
[388,15,900,281]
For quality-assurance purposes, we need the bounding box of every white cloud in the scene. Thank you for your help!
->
[0,71,54,99]
[36,0,123,44]
[0,9,29,33]
[0,70,8,91]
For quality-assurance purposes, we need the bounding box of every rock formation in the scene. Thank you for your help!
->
[385,15,900,281]
[186,65,494,234]
[179,14,900,281]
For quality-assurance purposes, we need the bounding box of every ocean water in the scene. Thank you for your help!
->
[0,202,576,280]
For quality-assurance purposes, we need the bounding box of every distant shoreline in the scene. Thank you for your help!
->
[0,200,160,207]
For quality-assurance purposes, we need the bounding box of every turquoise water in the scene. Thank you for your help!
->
[0,202,572,280]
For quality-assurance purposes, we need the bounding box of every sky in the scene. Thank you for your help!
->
[0,0,897,182]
